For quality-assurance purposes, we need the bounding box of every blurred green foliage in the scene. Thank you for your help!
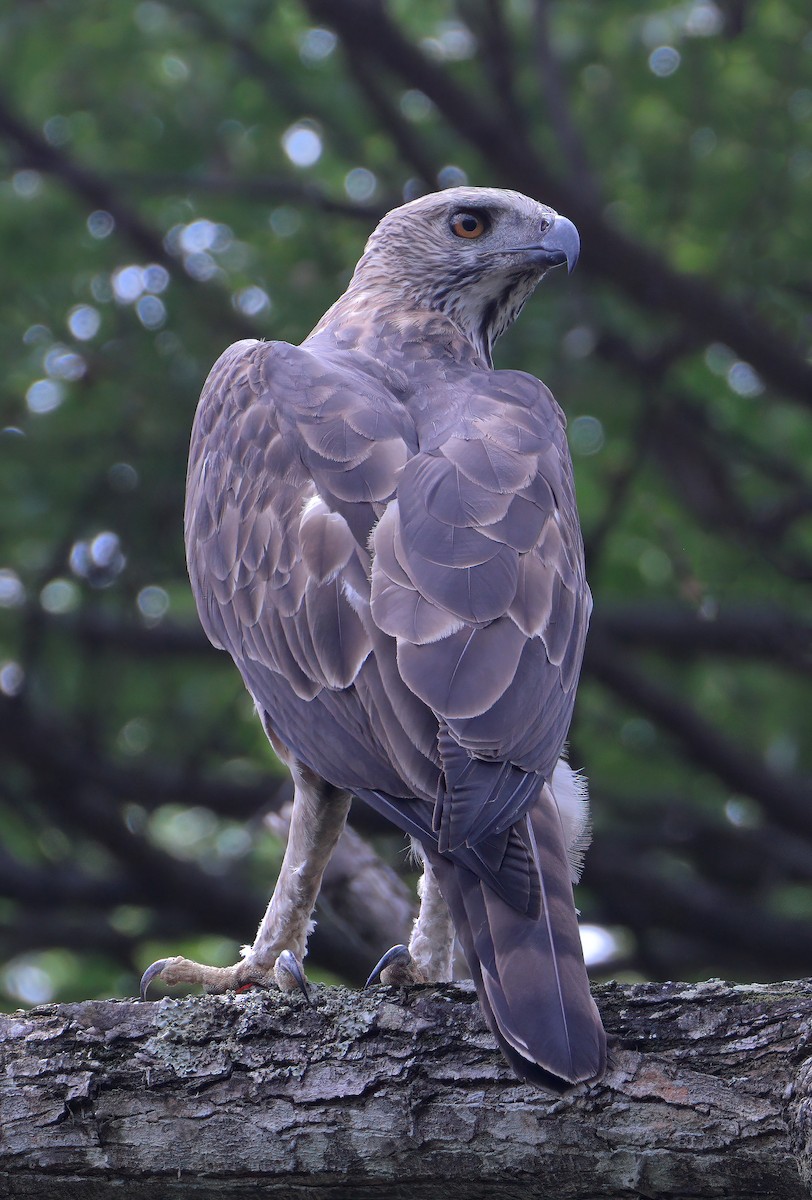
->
[0,0,810,1008]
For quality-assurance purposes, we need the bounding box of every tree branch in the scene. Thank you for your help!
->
[585,634,812,840]
[0,691,279,819]
[339,46,438,191]
[6,162,385,218]
[532,0,600,204]
[306,0,812,406]
[0,90,250,340]
[33,599,811,671]
[1,980,811,1198]
[460,0,527,134]
[596,602,812,672]
[588,835,812,978]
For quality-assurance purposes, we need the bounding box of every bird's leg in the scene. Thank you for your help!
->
[141,766,352,1000]
[366,848,455,987]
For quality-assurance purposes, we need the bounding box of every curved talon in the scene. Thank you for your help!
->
[364,944,413,988]
[274,949,312,1005]
[139,958,169,1002]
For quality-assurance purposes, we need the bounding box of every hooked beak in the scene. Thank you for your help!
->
[509,214,580,274]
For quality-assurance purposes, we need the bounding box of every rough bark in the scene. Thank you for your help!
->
[2,978,812,1199]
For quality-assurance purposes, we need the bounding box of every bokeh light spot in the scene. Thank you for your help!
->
[108,462,139,492]
[0,661,25,697]
[2,960,54,1005]
[136,295,167,329]
[269,207,302,238]
[232,286,271,317]
[580,925,620,967]
[40,578,80,614]
[281,122,323,168]
[67,305,101,341]
[0,569,26,608]
[344,168,377,202]
[137,585,170,621]
[649,46,681,76]
[438,164,468,188]
[298,27,337,64]
[118,718,152,756]
[12,171,43,199]
[727,361,764,398]
[26,379,65,415]
[569,415,605,456]
[44,345,86,381]
[400,90,435,121]
[87,210,115,239]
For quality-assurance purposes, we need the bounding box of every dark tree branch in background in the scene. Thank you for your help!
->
[34,602,811,672]
[0,845,138,911]
[0,90,251,341]
[588,834,812,978]
[0,692,279,820]
[533,0,601,204]
[583,393,654,569]
[173,1,372,167]
[590,332,812,579]
[7,163,384,218]
[0,92,170,268]
[651,398,812,581]
[305,0,812,406]
[340,47,439,191]
[586,635,812,840]
[0,675,399,839]
[598,788,812,889]
[597,602,812,672]
[0,914,143,967]
[460,0,528,134]
[0,690,412,991]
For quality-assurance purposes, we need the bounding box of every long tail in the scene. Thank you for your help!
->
[426,785,606,1091]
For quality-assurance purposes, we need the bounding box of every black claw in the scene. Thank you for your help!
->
[364,944,411,989]
[139,958,168,1002]
[276,949,313,1006]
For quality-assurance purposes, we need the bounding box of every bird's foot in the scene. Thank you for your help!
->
[139,949,311,1005]
[273,949,312,1003]
[364,944,428,988]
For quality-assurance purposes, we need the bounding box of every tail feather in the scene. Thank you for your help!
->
[427,790,606,1089]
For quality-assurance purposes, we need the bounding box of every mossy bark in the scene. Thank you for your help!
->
[2,978,812,1199]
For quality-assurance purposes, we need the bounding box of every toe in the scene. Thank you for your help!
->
[140,958,170,1001]
[138,955,255,998]
[365,944,427,987]
[139,955,194,1000]
[273,950,312,1005]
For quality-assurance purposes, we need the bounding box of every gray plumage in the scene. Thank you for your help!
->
[185,187,606,1089]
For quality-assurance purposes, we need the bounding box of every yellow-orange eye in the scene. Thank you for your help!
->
[451,212,486,239]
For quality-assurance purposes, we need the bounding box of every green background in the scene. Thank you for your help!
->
[0,0,810,1008]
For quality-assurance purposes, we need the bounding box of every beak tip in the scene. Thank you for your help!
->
[552,215,580,275]
[505,214,580,274]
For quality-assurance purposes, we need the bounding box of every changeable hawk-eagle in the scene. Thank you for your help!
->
[142,187,606,1091]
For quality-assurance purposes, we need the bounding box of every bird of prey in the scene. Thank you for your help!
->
[142,186,606,1090]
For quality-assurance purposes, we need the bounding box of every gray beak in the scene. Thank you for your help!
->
[513,215,580,274]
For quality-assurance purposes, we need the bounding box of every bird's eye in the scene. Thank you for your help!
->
[451,212,486,240]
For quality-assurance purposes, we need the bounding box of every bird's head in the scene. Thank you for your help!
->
[351,186,580,365]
